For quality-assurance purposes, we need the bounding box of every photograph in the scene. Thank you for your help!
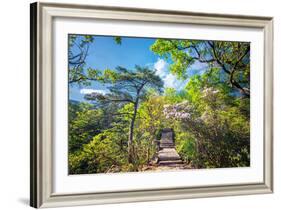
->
[68,34,251,174]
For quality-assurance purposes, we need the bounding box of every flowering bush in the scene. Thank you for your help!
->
[163,101,194,120]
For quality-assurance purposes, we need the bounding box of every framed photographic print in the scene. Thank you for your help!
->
[30,2,273,208]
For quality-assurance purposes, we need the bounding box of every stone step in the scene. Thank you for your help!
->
[154,129,185,168]
[158,156,181,161]
[160,139,174,142]
[160,138,173,142]
[160,145,175,149]
[160,142,174,145]
[160,141,174,144]
[158,160,183,166]
[158,149,181,161]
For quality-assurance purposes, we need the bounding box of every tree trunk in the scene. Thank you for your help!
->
[128,98,139,163]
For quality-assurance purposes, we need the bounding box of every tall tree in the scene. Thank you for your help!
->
[85,66,164,163]
[150,39,250,97]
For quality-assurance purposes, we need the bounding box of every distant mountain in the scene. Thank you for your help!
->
[69,99,80,105]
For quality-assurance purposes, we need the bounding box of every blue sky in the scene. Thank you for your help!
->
[69,35,207,102]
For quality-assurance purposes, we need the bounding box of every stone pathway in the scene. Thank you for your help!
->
[142,128,194,171]
[157,128,184,167]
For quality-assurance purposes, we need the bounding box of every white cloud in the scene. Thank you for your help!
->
[80,88,107,95]
[154,58,169,78]
[153,58,187,90]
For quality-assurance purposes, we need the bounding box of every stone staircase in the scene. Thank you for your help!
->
[157,128,183,167]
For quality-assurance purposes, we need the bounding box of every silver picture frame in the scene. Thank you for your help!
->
[30,2,274,208]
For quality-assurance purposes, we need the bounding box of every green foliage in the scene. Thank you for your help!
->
[151,39,250,97]
[69,102,107,153]
[175,131,197,163]
[150,39,195,79]
[134,95,167,163]
[164,88,187,103]
[69,130,128,174]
